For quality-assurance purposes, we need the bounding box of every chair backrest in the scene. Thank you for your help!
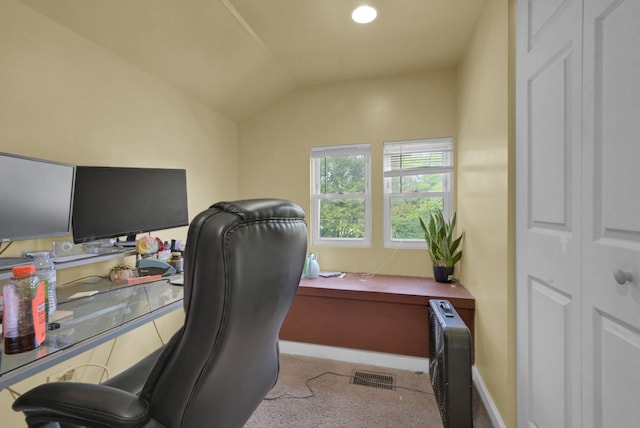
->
[141,199,307,427]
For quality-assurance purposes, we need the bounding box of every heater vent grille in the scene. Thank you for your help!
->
[429,299,473,427]
[351,370,395,390]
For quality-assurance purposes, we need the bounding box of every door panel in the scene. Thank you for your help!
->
[529,279,572,427]
[516,1,582,426]
[594,311,640,427]
[519,0,640,426]
[529,0,572,50]
[529,49,572,228]
[582,0,640,426]
[592,0,640,238]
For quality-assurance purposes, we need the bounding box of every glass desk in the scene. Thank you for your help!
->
[0,277,184,389]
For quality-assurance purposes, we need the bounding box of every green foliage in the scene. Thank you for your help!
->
[319,155,367,238]
[317,152,450,242]
[320,199,365,238]
[320,155,365,194]
[390,197,443,239]
[389,173,442,193]
[419,209,463,267]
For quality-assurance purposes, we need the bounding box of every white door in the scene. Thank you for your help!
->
[518,0,640,426]
[516,1,583,426]
[581,0,640,426]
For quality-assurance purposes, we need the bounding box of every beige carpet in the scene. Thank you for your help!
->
[245,354,493,428]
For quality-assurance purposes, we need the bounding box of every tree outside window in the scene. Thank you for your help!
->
[311,144,371,247]
[383,138,454,248]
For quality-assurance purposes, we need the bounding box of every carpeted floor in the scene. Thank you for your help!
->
[245,354,493,427]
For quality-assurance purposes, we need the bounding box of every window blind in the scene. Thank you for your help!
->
[383,138,453,178]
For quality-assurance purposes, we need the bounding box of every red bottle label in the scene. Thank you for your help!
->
[32,280,47,346]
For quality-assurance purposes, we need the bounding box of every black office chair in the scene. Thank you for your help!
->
[13,199,308,428]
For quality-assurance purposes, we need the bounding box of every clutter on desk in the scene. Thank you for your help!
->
[3,264,47,354]
[169,276,184,286]
[32,251,58,316]
[136,235,160,255]
[319,271,344,278]
[304,253,320,279]
[136,259,176,277]
[86,238,120,254]
[109,261,174,282]
[123,274,163,285]
[136,237,184,258]
[67,290,99,300]
[132,237,185,277]
[108,265,134,282]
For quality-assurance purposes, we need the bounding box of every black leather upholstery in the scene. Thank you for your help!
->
[13,199,308,428]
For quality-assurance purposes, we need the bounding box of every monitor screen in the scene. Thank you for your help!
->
[72,166,189,244]
[0,153,75,242]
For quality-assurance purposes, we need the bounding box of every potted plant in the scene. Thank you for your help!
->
[109,264,134,282]
[419,209,463,283]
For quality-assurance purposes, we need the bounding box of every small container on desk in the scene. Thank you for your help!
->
[3,265,47,355]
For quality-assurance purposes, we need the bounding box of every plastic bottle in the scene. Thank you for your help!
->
[168,252,184,273]
[33,251,57,319]
[306,253,320,279]
[2,264,47,354]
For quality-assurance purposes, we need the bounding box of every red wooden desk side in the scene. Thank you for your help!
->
[280,273,475,359]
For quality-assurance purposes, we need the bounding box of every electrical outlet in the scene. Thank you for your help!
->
[46,368,75,382]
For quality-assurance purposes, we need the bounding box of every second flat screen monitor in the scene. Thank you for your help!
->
[72,166,188,244]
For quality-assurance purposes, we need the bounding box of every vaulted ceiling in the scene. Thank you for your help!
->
[20,0,486,121]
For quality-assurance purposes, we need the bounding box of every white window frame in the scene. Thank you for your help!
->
[311,144,371,247]
[383,138,454,248]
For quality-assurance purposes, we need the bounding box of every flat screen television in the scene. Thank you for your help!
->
[0,152,75,243]
[72,166,188,244]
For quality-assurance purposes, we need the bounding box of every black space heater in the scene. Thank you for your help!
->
[428,299,473,428]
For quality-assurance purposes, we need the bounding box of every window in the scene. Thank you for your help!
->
[383,138,454,248]
[311,144,371,247]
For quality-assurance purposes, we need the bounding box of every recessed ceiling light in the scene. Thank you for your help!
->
[352,5,378,24]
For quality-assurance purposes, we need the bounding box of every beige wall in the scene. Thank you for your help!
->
[239,1,515,425]
[238,69,458,276]
[0,0,238,261]
[0,1,237,425]
[1,1,516,426]
[457,0,515,426]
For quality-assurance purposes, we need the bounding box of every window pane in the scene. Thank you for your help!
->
[390,173,444,193]
[320,155,366,194]
[390,197,444,240]
[320,198,365,238]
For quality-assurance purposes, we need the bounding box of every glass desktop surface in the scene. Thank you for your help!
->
[0,279,183,388]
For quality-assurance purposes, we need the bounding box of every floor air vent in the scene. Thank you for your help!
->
[351,370,395,390]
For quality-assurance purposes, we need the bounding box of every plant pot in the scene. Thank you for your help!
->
[433,265,454,283]
[109,266,134,282]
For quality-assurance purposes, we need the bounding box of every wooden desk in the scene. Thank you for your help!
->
[280,274,475,359]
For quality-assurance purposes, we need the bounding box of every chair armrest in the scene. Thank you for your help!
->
[13,382,149,428]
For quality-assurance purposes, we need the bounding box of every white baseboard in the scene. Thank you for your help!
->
[279,340,429,372]
[280,341,505,427]
[472,365,506,428]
